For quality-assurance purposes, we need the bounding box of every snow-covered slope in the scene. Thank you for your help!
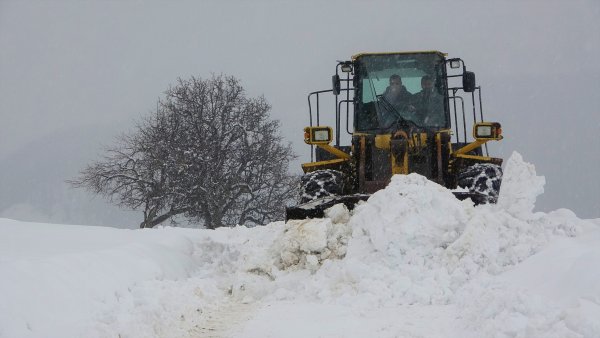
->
[1,152,599,338]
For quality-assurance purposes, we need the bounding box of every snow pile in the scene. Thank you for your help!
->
[273,204,352,271]
[498,151,546,217]
[240,151,598,336]
[1,151,599,338]
[0,222,207,338]
[258,152,583,308]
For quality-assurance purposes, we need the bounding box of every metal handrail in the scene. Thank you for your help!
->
[448,95,466,143]
[337,99,353,137]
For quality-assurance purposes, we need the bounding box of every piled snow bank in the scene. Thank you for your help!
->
[498,151,546,217]
[0,220,206,338]
[1,151,599,338]
[237,151,599,337]
[456,212,600,337]
[345,152,582,298]
[261,152,576,308]
[348,173,468,261]
[273,204,352,271]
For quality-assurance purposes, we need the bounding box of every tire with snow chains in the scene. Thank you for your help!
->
[299,169,344,203]
[457,163,503,203]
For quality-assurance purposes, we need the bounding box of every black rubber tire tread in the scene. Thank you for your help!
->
[299,169,344,203]
[457,163,503,203]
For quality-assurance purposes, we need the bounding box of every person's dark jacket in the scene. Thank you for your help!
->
[378,85,413,127]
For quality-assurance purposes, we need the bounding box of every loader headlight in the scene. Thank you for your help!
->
[304,126,333,145]
[476,125,492,137]
[313,129,330,141]
[473,122,503,141]
[340,61,353,73]
[448,58,462,69]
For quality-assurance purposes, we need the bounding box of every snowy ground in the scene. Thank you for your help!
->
[1,152,599,338]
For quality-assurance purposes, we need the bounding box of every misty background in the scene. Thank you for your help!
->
[1,0,598,228]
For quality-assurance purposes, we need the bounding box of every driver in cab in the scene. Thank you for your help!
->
[378,74,413,128]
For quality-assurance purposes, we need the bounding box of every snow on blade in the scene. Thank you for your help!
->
[273,204,352,272]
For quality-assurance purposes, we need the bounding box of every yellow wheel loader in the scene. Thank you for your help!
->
[286,51,503,220]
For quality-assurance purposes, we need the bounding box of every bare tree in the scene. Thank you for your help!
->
[71,74,296,229]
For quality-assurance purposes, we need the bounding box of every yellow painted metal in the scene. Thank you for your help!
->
[300,142,350,173]
[453,140,486,156]
[389,132,409,175]
[301,158,349,172]
[391,151,408,175]
[408,133,428,149]
[453,153,495,162]
[316,144,351,160]
[435,133,443,183]
[374,134,392,150]
[358,136,366,190]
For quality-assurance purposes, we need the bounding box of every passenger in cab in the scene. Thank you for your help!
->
[411,75,444,126]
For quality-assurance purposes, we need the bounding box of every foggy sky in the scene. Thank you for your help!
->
[0,0,598,224]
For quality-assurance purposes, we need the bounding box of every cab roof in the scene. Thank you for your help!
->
[351,51,447,61]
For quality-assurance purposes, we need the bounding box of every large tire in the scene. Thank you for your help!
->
[300,169,344,203]
[457,163,503,203]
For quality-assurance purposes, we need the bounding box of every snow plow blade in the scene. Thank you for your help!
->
[285,194,370,221]
[285,191,492,221]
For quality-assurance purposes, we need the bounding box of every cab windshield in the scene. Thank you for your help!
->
[354,53,448,131]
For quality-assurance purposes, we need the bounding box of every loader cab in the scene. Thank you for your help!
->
[353,52,450,132]
[309,50,488,154]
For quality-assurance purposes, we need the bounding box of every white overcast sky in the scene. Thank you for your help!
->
[0,0,599,220]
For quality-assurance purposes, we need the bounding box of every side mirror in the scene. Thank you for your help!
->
[463,71,476,92]
[332,75,341,95]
